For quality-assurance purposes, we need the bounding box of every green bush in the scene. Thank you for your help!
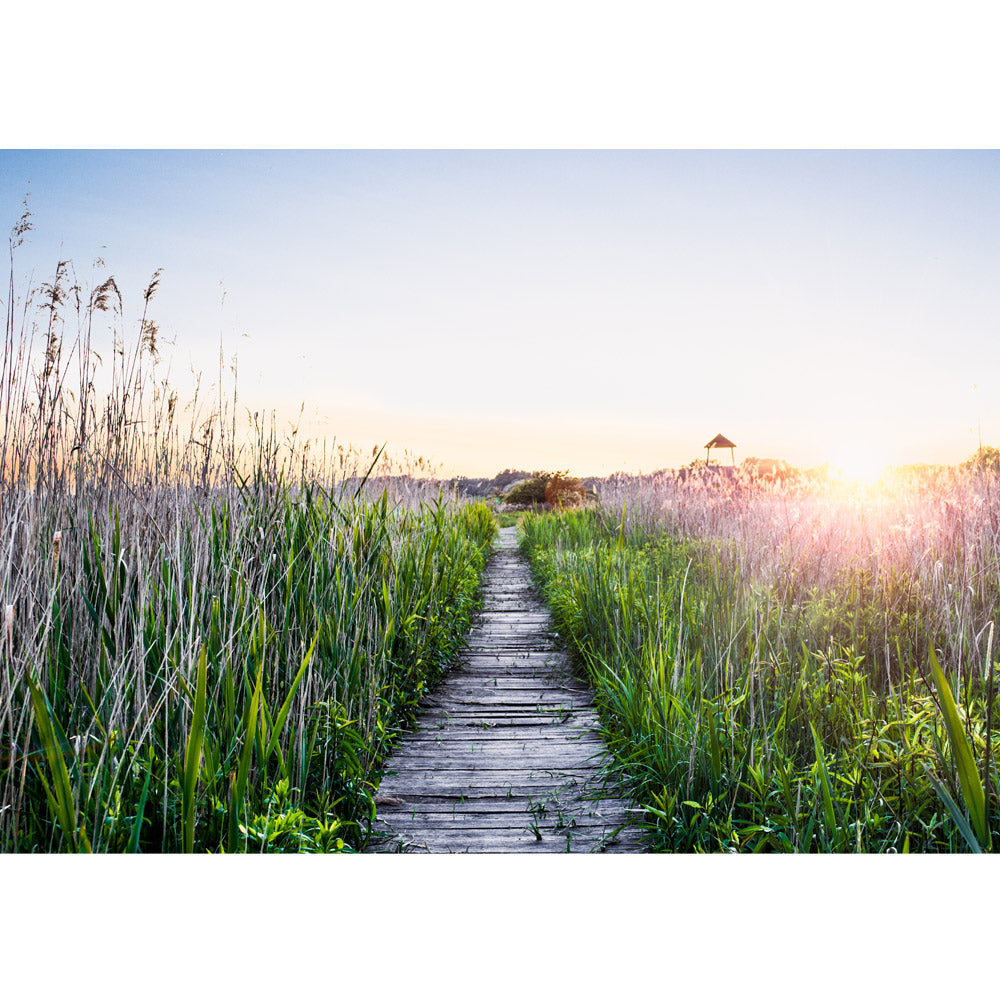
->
[502,470,590,506]
[502,475,550,504]
[961,445,1000,472]
[544,471,586,507]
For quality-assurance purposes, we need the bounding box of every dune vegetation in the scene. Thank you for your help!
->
[6,209,999,855]
[1,224,494,853]
[520,466,1000,851]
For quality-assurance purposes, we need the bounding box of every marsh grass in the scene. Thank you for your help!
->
[1,218,495,852]
[521,467,1000,852]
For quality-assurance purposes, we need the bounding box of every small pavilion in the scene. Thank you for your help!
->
[704,433,737,467]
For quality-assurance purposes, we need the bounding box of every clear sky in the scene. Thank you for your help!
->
[2,149,999,477]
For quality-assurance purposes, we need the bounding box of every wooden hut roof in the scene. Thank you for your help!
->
[704,433,736,450]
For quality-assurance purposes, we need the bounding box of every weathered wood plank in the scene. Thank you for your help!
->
[367,525,643,854]
[460,654,566,663]
[425,679,590,692]
[422,690,587,705]
[374,796,639,814]
[370,828,646,854]
[381,739,607,756]
[383,754,605,770]
[374,800,642,819]
[416,709,602,724]
[386,729,607,743]
[413,717,596,730]
[372,816,620,831]
[384,734,606,750]
[371,819,638,841]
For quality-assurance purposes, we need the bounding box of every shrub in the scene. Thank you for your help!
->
[544,471,586,507]
[503,475,549,505]
[501,471,589,507]
[961,446,1000,473]
[490,469,532,493]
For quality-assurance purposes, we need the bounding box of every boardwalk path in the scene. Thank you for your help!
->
[368,525,645,853]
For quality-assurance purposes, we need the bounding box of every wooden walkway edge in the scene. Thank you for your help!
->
[367,525,646,853]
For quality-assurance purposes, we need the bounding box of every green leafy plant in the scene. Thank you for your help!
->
[927,647,991,851]
[518,501,1000,853]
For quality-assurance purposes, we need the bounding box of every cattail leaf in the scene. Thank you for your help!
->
[810,722,838,835]
[128,768,152,854]
[264,626,321,766]
[924,765,982,854]
[182,646,208,853]
[928,648,990,850]
[27,672,90,853]
[707,704,722,785]
[229,654,264,852]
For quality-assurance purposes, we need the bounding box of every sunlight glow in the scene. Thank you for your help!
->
[829,444,888,485]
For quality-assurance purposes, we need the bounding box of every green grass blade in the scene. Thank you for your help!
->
[228,654,264,852]
[26,672,90,853]
[182,646,208,853]
[707,703,722,785]
[810,722,838,836]
[264,626,321,767]
[924,765,982,853]
[128,767,153,854]
[928,647,991,850]
[353,442,386,498]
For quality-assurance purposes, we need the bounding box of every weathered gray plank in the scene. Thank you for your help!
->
[426,677,585,688]
[372,815,620,831]
[383,745,606,762]
[370,828,646,854]
[386,730,607,743]
[374,796,640,814]
[367,525,643,854]
[416,710,602,725]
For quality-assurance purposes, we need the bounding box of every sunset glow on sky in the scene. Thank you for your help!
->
[2,149,998,477]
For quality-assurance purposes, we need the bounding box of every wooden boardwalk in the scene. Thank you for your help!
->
[367,525,645,853]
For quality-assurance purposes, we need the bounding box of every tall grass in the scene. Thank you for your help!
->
[1,219,495,852]
[521,467,1000,852]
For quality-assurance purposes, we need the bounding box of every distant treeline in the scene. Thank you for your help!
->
[446,453,999,500]
[447,469,603,500]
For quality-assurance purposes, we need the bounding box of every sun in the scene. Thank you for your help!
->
[829,445,887,485]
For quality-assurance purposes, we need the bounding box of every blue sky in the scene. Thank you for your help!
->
[3,149,999,475]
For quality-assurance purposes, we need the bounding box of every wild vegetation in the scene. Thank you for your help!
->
[8,200,997,856]
[1,217,494,852]
[521,465,1000,851]
[501,471,591,507]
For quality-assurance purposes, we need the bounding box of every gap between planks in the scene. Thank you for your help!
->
[367,525,645,854]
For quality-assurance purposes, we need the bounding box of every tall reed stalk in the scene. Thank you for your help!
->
[521,469,1000,852]
[1,220,495,852]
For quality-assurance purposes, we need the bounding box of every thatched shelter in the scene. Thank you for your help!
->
[704,433,737,466]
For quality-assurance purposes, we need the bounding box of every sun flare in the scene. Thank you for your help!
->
[829,445,887,485]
